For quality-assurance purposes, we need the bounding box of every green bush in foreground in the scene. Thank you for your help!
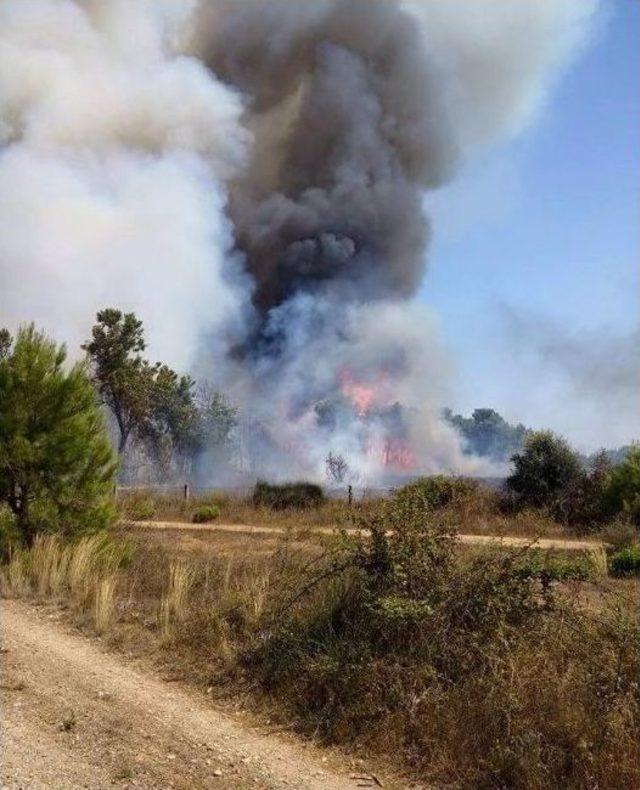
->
[192,504,220,524]
[253,481,324,510]
[0,325,117,545]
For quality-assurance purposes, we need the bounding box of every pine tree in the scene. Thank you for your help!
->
[0,325,116,545]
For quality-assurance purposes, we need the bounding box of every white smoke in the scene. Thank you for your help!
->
[0,0,249,367]
[0,0,601,481]
[403,0,600,150]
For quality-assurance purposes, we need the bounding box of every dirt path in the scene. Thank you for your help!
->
[0,599,398,790]
[133,520,604,552]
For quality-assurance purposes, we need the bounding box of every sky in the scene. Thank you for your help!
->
[422,0,639,452]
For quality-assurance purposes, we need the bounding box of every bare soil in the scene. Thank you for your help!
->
[0,599,404,790]
[131,520,604,552]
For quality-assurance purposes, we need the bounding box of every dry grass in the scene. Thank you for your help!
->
[0,533,130,633]
[94,574,118,634]
[2,519,639,789]
[159,560,195,640]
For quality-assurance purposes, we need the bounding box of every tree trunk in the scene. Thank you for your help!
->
[16,489,35,547]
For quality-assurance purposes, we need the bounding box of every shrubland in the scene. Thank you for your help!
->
[2,484,639,788]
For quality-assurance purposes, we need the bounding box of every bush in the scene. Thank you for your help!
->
[610,545,640,577]
[126,498,156,522]
[252,481,324,510]
[395,475,477,510]
[506,431,583,518]
[247,501,640,787]
[192,505,220,524]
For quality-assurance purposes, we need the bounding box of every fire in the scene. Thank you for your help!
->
[338,369,386,416]
[337,368,417,472]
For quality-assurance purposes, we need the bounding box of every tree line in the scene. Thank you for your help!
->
[1,311,638,549]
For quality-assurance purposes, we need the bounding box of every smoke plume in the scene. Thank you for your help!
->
[0,0,599,481]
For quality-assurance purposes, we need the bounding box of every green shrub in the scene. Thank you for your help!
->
[128,498,156,521]
[516,551,595,583]
[507,431,583,515]
[192,505,220,524]
[610,545,640,577]
[395,475,477,510]
[252,481,324,510]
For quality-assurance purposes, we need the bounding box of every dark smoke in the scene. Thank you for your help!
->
[195,0,457,336]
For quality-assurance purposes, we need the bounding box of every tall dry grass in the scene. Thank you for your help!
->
[0,533,128,632]
[159,560,195,640]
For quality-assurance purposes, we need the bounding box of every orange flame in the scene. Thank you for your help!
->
[338,369,386,416]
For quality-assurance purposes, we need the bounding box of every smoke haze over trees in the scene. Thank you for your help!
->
[444,408,529,463]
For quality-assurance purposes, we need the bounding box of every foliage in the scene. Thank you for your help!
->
[0,505,20,560]
[84,309,238,483]
[3,522,639,788]
[82,309,156,456]
[127,498,156,521]
[246,501,640,787]
[253,481,325,510]
[395,474,477,511]
[610,545,640,577]
[507,431,583,515]
[0,325,116,545]
[192,504,220,524]
[139,365,198,479]
[444,407,529,461]
[601,519,639,551]
[602,445,640,525]
[0,328,11,360]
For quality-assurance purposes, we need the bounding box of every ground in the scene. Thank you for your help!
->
[1,599,403,790]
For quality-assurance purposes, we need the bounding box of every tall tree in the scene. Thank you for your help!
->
[0,325,116,545]
[83,309,155,456]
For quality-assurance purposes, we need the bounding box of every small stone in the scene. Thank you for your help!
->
[213,769,223,777]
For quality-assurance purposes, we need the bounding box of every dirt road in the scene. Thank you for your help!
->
[132,520,604,552]
[0,599,395,790]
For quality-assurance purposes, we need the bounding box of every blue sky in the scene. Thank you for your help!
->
[422,0,639,451]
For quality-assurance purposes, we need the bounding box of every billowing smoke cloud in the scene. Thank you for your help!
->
[0,0,599,481]
[0,0,250,367]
